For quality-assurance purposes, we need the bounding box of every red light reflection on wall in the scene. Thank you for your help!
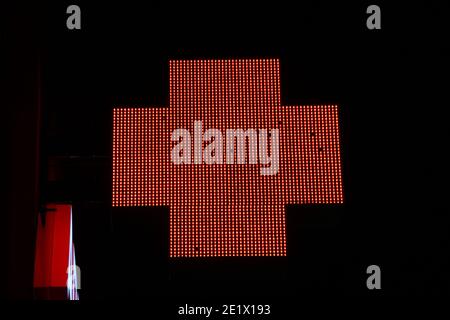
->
[34,204,78,300]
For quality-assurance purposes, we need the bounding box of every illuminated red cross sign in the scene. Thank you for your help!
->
[113,59,343,257]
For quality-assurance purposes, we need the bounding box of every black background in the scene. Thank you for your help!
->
[4,0,449,307]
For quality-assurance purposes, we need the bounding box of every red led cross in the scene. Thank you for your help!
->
[113,59,343,257]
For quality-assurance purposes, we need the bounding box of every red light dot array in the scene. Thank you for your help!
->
[113,59,343,258]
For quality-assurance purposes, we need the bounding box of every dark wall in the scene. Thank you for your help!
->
[4,3,42,299]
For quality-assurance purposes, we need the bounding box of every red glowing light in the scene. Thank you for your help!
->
[34,204,77,297]
[113,59,343,257]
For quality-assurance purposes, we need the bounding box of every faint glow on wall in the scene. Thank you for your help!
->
[113,59,344,257]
